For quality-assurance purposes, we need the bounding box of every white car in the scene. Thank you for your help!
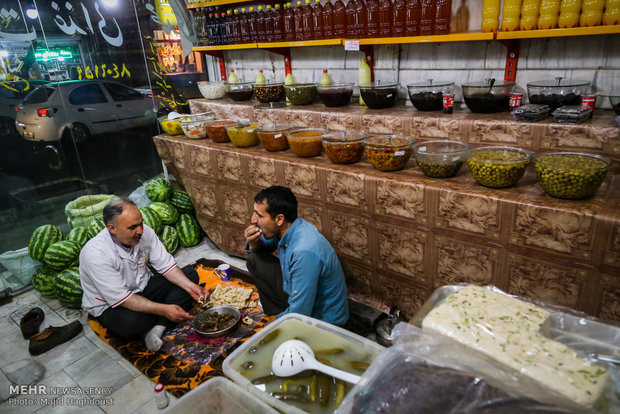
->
[16,80,167,143]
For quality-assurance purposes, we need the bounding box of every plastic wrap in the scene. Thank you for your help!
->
[407,284,619,413]
[512,104,552,122]
[552,105,593,123]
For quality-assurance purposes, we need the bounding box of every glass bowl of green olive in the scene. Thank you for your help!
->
[534,152,611,199]
[468,146,531,188]
[284,83,318,105]
[413,140,469,178]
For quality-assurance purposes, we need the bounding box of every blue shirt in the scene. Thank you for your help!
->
[253,218,349,326]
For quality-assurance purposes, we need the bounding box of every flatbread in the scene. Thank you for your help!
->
[205,284,253,309]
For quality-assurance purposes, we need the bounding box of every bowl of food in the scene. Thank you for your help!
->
[413,140,469,178]
[321,130,368,164]
[226,81,254,101]
[252,82,285,103]
[407,80,455,111]
[535,152,610,199]
[205,119,237,143]
[468,146,531,188]
[256,123,294,151]
[462,79,514,113]
[359,82,400,109]
[193,305,241,338]
[158,115,190,136]
[198,81,228,100]
[527,77,591,109]
[609,94,620,115]
[226,121,260,147]
[284,83,318,105]
[180,118,209,139]
[286,128,327,157]
[317,83,354,107]
[364,135,415,171]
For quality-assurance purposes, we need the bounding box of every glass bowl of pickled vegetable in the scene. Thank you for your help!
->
[413,140,469,178]
[158,115,189,136]
[226,81,254,101]
[284,83,318,105]
[286,128,327,157]
[256,123,294,151]
[226,121,260,147]
[534,152,610,199]
[468,146,531,188]
[252,82,285,103]
[180,118,210,139]
[317,83,354,107]
[358,82,400,109]
[364,135,415,171]
[321,130,368,164]
[205,119,237,143]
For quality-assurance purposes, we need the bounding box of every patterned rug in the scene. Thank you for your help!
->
[88,262,274,397]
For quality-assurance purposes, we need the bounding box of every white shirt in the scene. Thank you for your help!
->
[79,224,177,317]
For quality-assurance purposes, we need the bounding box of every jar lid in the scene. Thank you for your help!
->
[256,122,295,132]
[252,81,284,87]
[321,130,368,143]
[358,81,400,89]
[527,77,591,88]
[462,79,515,88]
[364,135,414,148]
[407,80,455,88]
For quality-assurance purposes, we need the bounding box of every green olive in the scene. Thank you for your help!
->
[417,160,464,178]
[535,153,609,199]
[468,149,530,188]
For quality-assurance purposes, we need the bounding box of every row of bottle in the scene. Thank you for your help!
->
[482,0,619,32]
[192,0,453,46]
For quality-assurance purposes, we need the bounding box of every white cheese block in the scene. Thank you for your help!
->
[422,285,610,407]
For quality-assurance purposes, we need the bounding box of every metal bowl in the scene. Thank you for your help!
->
[193,305,241,338]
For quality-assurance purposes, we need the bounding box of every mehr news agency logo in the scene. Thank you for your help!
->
[7,385,115,407]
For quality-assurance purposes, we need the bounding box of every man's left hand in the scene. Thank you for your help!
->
[186,283,208,301]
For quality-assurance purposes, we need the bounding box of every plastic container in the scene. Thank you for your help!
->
[284,83,318,105]
[180,118,210,139]
[468,146,531,188]
[461,79,514,113]
[364,135,415,171]
[535,152,610,199]
[320,69,332,86]
[197,81,227,99]
[205,119,237,143]
[358,58,371,106]
[558,0,582,27]
[413,140,469,178]
[482,0,501,31]
[538,0,561,28]
[226,122,260,147]
[512,104,553,122]
[286,128,327,157]
[321,130,368,164]
[603,0,620,24]
[551,105,593,124]
[256,123,294,151]
[226,81,254,101]
[358,82,400,109]
[501,0,523,31]
[162,377,278,414]
[580,0,605,26]
[520,0,542,30]
[407,80,455,111]
[255,69,266,85]
[527,77,591,109]
[222,313,384,414]
[317,83,354,107]
[252,82,285,103]
[228,69,239,83]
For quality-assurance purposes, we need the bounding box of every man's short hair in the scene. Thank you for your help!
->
[103,198,136,225]
[254,186,298,222]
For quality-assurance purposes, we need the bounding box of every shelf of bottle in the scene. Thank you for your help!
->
[496,24,620,39]
[186,0,253,9]
[257,39,342,47]
[194,43,257,51]
[357,31,494,45]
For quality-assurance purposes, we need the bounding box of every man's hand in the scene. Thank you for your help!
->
[244,224,262,252]
[161,304,193,323]
[186,283,208,301]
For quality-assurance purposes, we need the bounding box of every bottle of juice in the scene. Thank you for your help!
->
[320,69,332,85]
[263,5,272,42]
[258,6,267,42]
[256,70,266,85]
[538,0,560,28]
[580,0,605,26]
[405,0,421,36]
[213,13,221,45]
[346,0,358,37]
[393,0,406,36]
[434,0,452,33]
[334,0,347,37]
[367,0,380,38]
[284,3,295,40]
[248,7,257,40]
[233,9,241,43]
[239,8,248,42]
[355,0,368,37]
[323,0,335,38]
[314,0,325,39]
[558,0,581,28]
[229,69,239,83]
[481,0,501,31]
[274,4,284,41]
[379,0,393,37]
[603,0,620,24]
[520,0,540,30]
[206,12,215,45]
[419,0,436,35]
[285,71,295,104]
[359,58,371,105]
[501,0,522,31]
[294,1,305,40]
[302,0,313,40]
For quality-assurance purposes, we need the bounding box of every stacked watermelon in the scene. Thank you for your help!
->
[31,267,59,298]
[54,267,83,308]
[29,224,64,262]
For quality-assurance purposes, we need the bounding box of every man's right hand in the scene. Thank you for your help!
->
[161,304,193,323]
[244,224,262,252]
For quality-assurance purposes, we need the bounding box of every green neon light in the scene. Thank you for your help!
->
[35,49,74,62]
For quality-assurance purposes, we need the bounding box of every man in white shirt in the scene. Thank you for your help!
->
[80,199,207,351]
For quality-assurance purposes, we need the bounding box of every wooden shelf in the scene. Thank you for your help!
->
[358,31,494,45]
[496,24,620,39]
[257,39,342,48]
[186,0,253,9]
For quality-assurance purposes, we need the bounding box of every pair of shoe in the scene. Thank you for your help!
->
[20,307,83,356]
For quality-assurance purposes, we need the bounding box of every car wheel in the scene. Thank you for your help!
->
[63,123,90,144]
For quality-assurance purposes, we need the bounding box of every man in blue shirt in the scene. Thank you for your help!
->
[243,186,349,326]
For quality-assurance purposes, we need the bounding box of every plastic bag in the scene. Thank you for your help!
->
[64,194,118,228]
[0,247,41,286]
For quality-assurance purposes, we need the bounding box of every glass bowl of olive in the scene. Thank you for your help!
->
[252,82,285,103]
[468,146,531,188]
[321,130,368,164]
[359,82,401,109]
[407,80,455,111]
[284,83,318,105]
[413,140,469,178]
[534,152,610,199]
[226,81,254,101]
[364,135,415,171]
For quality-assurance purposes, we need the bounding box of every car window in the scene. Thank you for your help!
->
[103,83,144,101]
[23,86,56,104]
[68,84,108,105]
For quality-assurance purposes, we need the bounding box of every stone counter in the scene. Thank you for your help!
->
[153,132,620,322]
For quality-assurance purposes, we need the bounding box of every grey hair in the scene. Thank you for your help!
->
[103,198,136,225]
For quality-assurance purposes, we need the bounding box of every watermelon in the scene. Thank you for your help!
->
[169,191,194,214]
[43,240,81,271]
[176,213,201,247]
[140,207,162,234]
[54,267,82,308]
[28,224,64,262]
[149,202,179,225]
[160,225,179,254]
[32,266,58,298]
[67,226,90,248]
[88,217,106,238]
[145,178,171,202]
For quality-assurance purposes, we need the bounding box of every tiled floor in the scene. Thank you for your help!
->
[0,238,248,413]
